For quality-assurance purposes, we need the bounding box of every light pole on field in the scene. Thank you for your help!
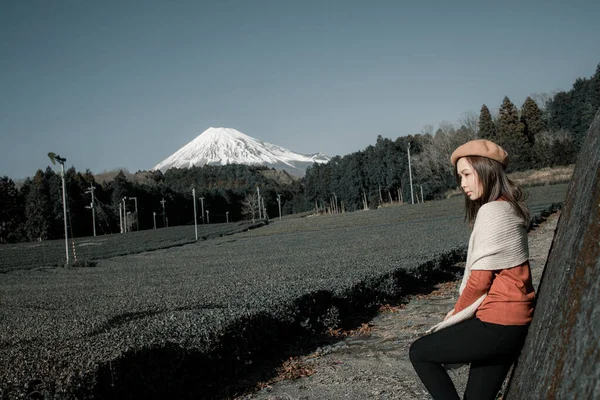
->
[192,188,198,241]
[206,210,209,224]
[129,197,138,230]
[199,197,205,224]
[226,211,229,223]
[277,193,282,220]
[160,198,166,228]
[257,187,261,219]
[122,197,128,232]
[153,212,156,229]
[47,152,69,266]
[85,185,96,236]
[407,142,415,205]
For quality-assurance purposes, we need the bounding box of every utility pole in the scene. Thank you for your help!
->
[257,187,262,219]
[407,142,415,204]
[122,197,128,232]
[192,188,198,240]
[160,198,166,228]
[199,197,205,224]
[47,153,69,266]
[153,212,156,229]
[129,197,138,231]
[119,202,123,233]
[277,193,282,220]
[420,185,424,203]
[85,185,96,237]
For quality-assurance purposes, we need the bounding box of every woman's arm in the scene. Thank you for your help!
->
[453,270,494,313]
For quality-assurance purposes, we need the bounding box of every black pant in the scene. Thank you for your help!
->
[409,318,529,400]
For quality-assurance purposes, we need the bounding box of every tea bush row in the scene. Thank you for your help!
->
[0,184,568,398]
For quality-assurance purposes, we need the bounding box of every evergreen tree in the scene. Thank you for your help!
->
[521,97,546,144]
[0,176,24,243]
[478,104,496,139]
[24,171,52,241]
[497,97,529,171]
[545,64,600,148]
[45,167,67,239]
[497,97,525,138]
[546,91,572,133]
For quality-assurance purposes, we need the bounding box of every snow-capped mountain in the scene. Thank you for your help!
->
[153,127,330,176]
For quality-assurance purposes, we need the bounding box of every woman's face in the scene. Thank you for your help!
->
[457,158,482,201]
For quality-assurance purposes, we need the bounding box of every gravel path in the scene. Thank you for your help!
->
[242,212,560,400]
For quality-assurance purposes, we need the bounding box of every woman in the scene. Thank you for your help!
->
[409,139,535,400]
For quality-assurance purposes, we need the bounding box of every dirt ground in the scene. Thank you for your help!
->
[237,212,560,400]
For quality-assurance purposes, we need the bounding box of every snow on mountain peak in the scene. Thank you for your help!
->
[153,127,330,176]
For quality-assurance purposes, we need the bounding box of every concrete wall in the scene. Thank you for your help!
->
[507,111,600,399]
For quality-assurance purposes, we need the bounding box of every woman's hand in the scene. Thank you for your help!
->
[444,309,455,321]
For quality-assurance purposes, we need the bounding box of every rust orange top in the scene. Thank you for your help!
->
[454,261,535,326]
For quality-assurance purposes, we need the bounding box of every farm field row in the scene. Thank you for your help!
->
[0,184,569,399]
[0,221,264,273]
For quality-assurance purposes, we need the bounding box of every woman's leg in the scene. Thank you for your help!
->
[409,319,528,400]
[462,322,529,399]
[463,359,513,400]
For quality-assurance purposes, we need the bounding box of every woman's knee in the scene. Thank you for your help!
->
[409,338,424,364]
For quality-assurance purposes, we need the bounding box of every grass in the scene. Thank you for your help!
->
[445,164,574,198]
[508,165,574,187]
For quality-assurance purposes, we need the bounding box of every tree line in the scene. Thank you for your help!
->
[0,164,306,243]
[302,63,599,211]
[1,64,598,243]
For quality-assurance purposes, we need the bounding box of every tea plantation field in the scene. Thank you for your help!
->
[0,221,265,273]
[0,184,568,399]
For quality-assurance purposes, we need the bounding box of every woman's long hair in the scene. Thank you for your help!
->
[455,156,530,225]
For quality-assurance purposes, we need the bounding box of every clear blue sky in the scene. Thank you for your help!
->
[1,0,598,179]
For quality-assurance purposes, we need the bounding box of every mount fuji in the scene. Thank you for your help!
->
[153,127,330,176]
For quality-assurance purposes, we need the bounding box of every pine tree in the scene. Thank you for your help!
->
[478,104,496,139]
[497,97,525,138]
[0,176,23,243]
[24,170,52,241]
[521,97,546,144]
[497,97,529,171]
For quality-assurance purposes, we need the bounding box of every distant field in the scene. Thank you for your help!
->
[0,184,568,399]
[0,221,263,273]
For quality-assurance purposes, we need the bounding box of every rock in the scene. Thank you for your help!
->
[506,111,600,399]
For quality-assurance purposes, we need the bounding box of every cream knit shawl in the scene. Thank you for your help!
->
[427,201,529,333]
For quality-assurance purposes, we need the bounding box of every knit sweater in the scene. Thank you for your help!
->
[454,263,534,325]
[427,200,530,333]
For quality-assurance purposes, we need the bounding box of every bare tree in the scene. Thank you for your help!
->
[459,111,479,138]
[241,193,259,223]
[530,91,559,111]
[420,124,435,136]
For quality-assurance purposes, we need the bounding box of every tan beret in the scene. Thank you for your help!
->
[450,139,508,168]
